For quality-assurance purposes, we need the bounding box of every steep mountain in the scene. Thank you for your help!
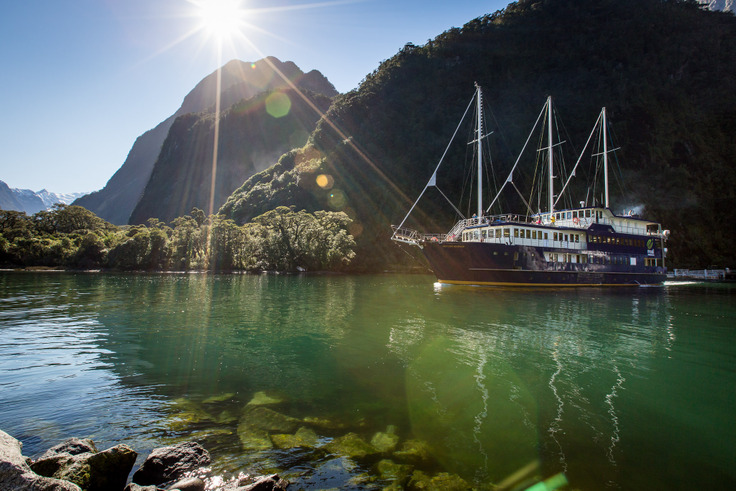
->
[0,181,44,214]
[128,87,333,224]
[74,57,337,225]
[0,181,81,214]
[219,0,736,270]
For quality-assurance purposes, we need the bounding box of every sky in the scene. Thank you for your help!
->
[0,0,509,195]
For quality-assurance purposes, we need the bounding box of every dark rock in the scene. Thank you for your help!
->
[133,442,211,486]
[37,438,97,459]
[166,476,206,490]
[0,429,82,491]
[218,474,288,491]
[32,443,137,491]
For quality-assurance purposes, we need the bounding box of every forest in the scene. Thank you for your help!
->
[0,204,355,272]
[220,0,736,270]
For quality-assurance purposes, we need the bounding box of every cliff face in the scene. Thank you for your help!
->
[73,57,337,225]
[128,88,333,225]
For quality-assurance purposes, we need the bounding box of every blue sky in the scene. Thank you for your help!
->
[0,0,509,194]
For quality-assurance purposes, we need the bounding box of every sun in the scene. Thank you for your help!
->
[194,0,245,40]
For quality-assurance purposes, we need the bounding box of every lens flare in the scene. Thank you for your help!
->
[265,92,291,118]
[195,0,245,40]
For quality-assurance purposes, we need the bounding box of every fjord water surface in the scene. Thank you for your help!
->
[0,272,734,489]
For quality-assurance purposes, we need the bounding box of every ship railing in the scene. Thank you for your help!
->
[390,226,424,245]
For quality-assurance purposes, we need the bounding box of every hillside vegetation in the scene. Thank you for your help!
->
[220,0,736,270]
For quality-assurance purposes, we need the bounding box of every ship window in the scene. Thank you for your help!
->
[630,257,636,266]
[514,228,519,238]
[575,234,579,243]
[544,232,548,240]
[564,234,569,242]
[573,211,578,218]
[567,212,571,219]
[532,230,537,239]
[495,229,501,238]
[526,230,531,239]
[481,230,487,238]
[504,228,510,238]
[554,232,558,241]
[514,252,519,261]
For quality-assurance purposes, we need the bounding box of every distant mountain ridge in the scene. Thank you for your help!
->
[0,180,85,214]
[73,57,337,225]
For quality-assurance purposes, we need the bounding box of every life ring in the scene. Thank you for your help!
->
[573,217,580,225]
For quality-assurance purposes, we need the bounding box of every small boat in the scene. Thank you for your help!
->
[391,84,669,287]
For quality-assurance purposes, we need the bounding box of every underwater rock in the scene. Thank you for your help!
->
[407,470,471,490]
[237,423,273,451]
[370,426,400,453]
[240,406,301,433]
[132,441,211,486]
[202,393,236,405]
[301,416,349,431]
[392,439,434,465]
[324,433,378,459]
[246,391,285,407]
[31,443,137,491]
[377,459,413,484]
[270,427,319,449]
[0,429,81,491]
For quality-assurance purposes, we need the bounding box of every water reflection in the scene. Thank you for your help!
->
[1,273,734,489]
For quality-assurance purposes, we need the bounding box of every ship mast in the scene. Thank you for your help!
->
[603,107,609,208]
[476,84,483,218]
[547,96,554,214]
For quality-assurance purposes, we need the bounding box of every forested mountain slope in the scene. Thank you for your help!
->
[129,88,332,224]
[220,0,736,270]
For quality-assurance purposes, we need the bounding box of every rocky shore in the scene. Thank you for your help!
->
[0,429,287,491]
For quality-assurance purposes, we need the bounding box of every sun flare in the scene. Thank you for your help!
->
[195,0,245,39]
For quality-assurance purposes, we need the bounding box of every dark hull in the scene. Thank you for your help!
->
[422,242,666,286]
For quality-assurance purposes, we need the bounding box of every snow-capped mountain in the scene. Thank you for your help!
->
[0,180,87,214]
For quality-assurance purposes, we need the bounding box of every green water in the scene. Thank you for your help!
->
[0,272,734,489]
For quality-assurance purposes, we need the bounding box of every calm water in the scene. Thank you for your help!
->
[0,272,734,490]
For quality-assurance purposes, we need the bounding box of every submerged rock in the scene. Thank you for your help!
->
[324,433,378,459]
[246,391,285,407]
[202,393,236,405]
[270,427,319,449]
[377,458,413,484]
[393,439,434,466]
[407,470,471,490]
[240,406,301,433]
[132,441,211,486]
[370,426,400,453]
[237,422,273,451]
[31,440,137,491]
[0,429,81,491]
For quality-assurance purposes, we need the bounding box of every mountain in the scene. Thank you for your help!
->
[73,57,337,225]
[219,0,736,270]
[128,87,333,225]
[699,0,734,12]
[0,180,85,214]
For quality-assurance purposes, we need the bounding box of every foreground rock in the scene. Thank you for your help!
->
[31,438,137,491]
[132,441,211,486]
[0,429,82,491]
